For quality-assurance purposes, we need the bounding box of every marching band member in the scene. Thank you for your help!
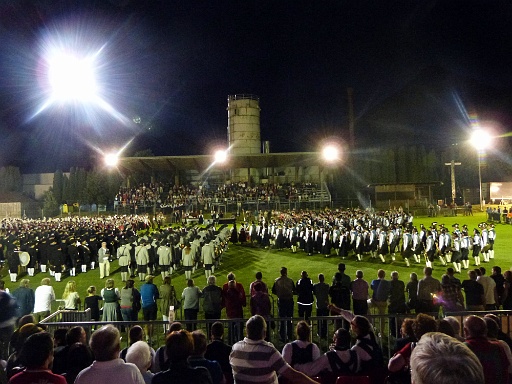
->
[451,232,462,273]
[387,226,397,262]
[436,229,448,267]
[480,223,490,262]
[488,223,496,260]
[424,230,435,269]
[377,227,388,264]
[472,228,482,266]
[460,230,470,270]
[401,228,413,267]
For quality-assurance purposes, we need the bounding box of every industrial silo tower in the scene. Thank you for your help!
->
[227,94,261,155]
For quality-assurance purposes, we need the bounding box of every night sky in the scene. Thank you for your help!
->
[0,0,511,173]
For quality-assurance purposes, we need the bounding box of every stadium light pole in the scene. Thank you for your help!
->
[470,129,492,211]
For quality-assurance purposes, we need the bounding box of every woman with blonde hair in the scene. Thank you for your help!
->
[62,281,81,310]
[101,278,120,322]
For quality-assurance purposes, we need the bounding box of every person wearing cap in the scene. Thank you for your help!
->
[24,240,38,277]
[488,223,496,260]
[480,223,490,263]
[79,238,91,274]
[472,228,482,266]
[451,232,462,273]
[67,237,79,277]
[377,227,389,264]
[402,227,413,267]
[460,229,470,270]
[6,241,20,283]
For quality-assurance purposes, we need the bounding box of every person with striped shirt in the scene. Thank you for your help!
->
[229,315,318,384]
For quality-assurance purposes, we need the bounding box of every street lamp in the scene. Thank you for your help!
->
[470,129,492,211]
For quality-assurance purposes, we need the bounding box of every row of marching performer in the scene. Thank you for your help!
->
[233,216,497,273]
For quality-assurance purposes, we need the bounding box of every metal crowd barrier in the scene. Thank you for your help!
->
[40,310,512,360]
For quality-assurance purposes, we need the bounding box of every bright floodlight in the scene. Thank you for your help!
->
[214,150,228,164]
[322,145,339,162]
[48,52,98,102]
[104,153,119,167]
[470,129,492,150]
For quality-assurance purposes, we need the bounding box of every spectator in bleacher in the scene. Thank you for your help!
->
[388,313,438,375]
[8,314,36,356]
[205,322,232,384]
[74,325,145,384]
[294,328,356,377]
[282,321,321,367]
[230,315,318,384]
[9,332,66,384]
[152,330,212,384]
[125,341,154,384]
[464,315,510,384]
[63,342,94,384]
[6,322,45,378]
[444,316,465,342]
[53,326,87,374]
[153,321,183,373]
[189,330,224,384]
[392,318,416,353]
[410,332,484,384]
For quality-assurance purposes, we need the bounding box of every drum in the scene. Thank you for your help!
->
[19,251,30,267]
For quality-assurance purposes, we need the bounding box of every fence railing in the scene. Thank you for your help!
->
[40,310,512,360]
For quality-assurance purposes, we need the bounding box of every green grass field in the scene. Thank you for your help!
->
[2,211,510,321]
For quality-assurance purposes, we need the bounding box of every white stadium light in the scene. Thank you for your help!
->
[214,150,228,164]
[104,153,119,167]
[322,145,339,162]
[470,129,492,150]
[48,52,98,102]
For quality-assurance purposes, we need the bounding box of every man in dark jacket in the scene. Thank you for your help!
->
[11,279,35,319]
